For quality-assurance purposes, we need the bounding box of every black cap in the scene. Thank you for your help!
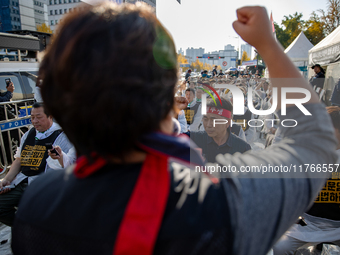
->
[312,64,325,73]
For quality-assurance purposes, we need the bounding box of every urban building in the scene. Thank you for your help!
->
[209,45,238,70]
[0,0,156,33]
[198,44,237,70]
[178,48,184,56]
[184,45,238,70]
[185,47,204,64]
[241,43,252,59]
[0,0,48,32]
[47,0,155,33]
[47,0,81,32]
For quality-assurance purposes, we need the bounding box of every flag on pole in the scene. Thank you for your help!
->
[270,12,277,40]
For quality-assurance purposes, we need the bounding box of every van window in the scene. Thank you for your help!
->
[20,72,36,99]
[0,73,24,101]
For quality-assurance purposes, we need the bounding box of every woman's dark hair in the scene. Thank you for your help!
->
[327,106,340,130]
[39,2,178,159]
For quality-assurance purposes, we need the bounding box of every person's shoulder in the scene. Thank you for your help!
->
[318,72,325,78]
[190,131,207,140]
[54,130,73,147]
[230,132,251,149]
[22,127,36,139]
[230,132,244,142]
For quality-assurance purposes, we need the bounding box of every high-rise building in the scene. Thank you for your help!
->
[47,0,82,32]
[0,0,48,32]
[186,47,204,64]
[241,43,252,59]
[47,0,155,33]
[178,48,184,55]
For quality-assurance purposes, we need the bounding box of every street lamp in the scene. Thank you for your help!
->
[254,49,259,72]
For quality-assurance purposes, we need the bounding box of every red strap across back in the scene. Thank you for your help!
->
[113,153,170,255]
[74,154,107,178]
[73,152,170,255]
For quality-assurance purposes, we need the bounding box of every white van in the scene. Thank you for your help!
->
[0,61,39,101]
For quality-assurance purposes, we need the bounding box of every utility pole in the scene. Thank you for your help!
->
[255,49,259,72]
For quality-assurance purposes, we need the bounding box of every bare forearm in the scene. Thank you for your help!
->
[4,158,21,182]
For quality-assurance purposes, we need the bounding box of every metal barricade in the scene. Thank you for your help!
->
[0,99,35,174]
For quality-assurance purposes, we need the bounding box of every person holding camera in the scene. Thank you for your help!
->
[0,79,15,102]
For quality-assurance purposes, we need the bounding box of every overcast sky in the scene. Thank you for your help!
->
[156,0,328,55]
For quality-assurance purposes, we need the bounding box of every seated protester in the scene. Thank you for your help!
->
[184,88,202,132]
[190,98,251,163]
[0,102,75,226]
[11,5,337,255]
[273,106,340,255]
[218,70,225,77]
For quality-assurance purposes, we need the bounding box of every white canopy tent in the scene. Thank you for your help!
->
[308,25,340,105]
[309,25,340,66]
[284,31,314,67]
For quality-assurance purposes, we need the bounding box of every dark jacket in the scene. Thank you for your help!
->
[331,79,340,106]
[190,130,251,163]
[310,72,325,89]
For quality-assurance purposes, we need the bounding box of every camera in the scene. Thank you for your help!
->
[5,78,11,88]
